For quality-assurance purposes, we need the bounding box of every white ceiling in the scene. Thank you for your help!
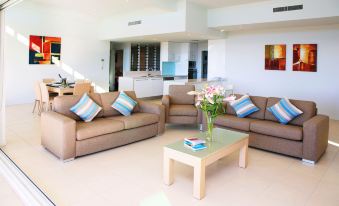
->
[29,0,267,19]
[30,0,177,19]
[188,0,267,8]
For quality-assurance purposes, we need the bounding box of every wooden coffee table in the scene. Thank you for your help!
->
[163,128,249,199]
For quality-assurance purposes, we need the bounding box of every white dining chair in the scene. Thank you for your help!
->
[32,81,42,115]
[40,83,54,112]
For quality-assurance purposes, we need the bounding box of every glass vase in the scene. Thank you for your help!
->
[206,114,215,142]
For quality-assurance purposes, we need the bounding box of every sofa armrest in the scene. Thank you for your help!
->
[138,101,165,134]
[162,95,170,122]
[41,111,76,160]
[302,114,329,162]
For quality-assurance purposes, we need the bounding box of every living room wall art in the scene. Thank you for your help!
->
[293,44,317,72]
[29,35,61,64]
[264,44,286,70]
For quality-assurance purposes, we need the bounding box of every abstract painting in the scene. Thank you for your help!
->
[265,44,286,70]
[29,35,61,64]
[293,44,317,72]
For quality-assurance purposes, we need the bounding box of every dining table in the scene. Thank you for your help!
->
[46,83,74,96]
[46,82,95,96]
[47,86,74,96]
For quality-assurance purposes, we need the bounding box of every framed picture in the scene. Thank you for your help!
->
[265,44,286,70]
[293,44,317,72]
[29,35,61,64]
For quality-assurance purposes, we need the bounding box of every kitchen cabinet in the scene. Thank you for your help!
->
[119,77,163,98]
[189,43,198,61]
[168,42,181,62]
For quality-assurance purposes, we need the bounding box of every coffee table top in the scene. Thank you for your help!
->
[165,128,249,159]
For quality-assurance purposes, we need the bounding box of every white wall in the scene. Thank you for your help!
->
[99,1,186,40]
[224,25,339,119]
[208,39,227,79]
[208,0,339,28]
[4,1,110,105]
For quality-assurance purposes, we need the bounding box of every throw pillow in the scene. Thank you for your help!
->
[267,98,303,124]
[112,91,137,116]
[229,95,259,118]
[70,93,102,122]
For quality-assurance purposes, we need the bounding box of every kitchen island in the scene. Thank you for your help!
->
[119,74,227,98]
[119,76,164,98]
[163,78,227,95]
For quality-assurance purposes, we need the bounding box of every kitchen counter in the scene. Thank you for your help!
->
[119,76,163,98]
[163,78,227,95]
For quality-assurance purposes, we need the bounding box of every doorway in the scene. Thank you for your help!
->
[109,47,124,92]
[201,50,208,79]
[114,50,123,91]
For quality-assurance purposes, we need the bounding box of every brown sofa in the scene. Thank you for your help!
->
[41,91,165,161]
[162,85,202,124]
[202,94,329,163]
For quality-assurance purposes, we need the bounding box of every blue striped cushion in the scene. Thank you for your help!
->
[268,98,303,124]
[70,93,102,122]
[112,91,137,116]
[230,95,259,118]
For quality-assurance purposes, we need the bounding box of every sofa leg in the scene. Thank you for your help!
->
[63,158,75,163]
[302,159,315,165]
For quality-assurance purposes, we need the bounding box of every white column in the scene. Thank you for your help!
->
[0,10,6,146]
[207,39,227,80]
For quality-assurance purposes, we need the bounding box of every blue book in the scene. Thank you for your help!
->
[184,142,207,151]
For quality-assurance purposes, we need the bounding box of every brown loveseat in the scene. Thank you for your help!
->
[41,91,165,161]
[202,94,329,163]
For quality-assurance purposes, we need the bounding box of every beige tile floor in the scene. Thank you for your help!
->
[2,103,339,206]
[0,174,24,206]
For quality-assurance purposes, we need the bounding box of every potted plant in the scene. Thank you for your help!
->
[188,85,229,141]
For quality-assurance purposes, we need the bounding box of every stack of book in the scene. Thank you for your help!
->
[184,137,207,151]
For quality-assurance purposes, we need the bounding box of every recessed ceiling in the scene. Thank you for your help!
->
[28,0,267,19]
[188,0,268,8]
[29,0,177,19]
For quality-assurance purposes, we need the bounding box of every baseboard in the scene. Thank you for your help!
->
[0,149,55,206]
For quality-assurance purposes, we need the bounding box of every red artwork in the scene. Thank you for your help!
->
[293,44,317,72]
[29,35,61,64]
[265,45,286,70]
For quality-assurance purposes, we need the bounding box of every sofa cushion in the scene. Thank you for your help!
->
[54,93,103,121]
[100,91,140,117]
[70,93,103,122]
[226,94,267,120]
[267,98,303,124]
[112,91,137,116]
[265,97,316,126]
[76,118,125,140]
[250,120,303,141]
[169,85,195,105]
[169,105,197,116]
[108,113,159,129]
[229,95,259,118]
[214,114,254,131]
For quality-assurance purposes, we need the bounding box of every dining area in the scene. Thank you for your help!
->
[33,77,94,115]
